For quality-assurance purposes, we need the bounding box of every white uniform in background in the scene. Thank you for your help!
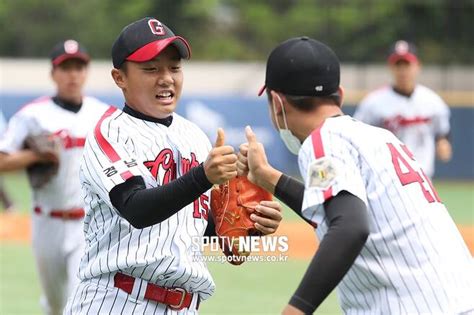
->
[298,115,473,315]
[354,85,450,178]
[0,110,7,134]
[0,109,13,211]
[65,106,214,315]
[0,96,108,314]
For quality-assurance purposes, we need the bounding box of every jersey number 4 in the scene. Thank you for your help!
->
[387,143,441,203]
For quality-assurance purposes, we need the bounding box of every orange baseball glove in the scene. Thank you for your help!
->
[210,176,273,265]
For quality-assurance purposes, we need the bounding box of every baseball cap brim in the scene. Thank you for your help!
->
[388,52,418,64]
[126,36,191,63]
[257,85,266,97]
[52,52,90,66]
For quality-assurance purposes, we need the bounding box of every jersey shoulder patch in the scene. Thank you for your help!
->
[307,157,337,189]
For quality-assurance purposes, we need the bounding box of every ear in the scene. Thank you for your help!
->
[269,90,284,115]
[413,61,421,73]
[50,67,58,84]
[111,68,126,89]
[338,86,345,106]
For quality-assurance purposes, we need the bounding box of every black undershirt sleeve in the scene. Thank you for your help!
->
[288,191,370,314]
[204,214,217,237]
[109,163,213,229]
[274,174,314,226]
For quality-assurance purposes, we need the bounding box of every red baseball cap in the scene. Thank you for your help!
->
[50,40,90,66]
[388,40,418,64]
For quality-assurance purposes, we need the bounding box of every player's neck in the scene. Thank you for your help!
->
[53,95,83,113]
[299,105,343,140]
[56,93,83,106]
[392,85,416,97]
[123,104,173,126]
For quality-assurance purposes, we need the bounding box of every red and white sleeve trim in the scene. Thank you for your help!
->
[94,106,134,180]
[94,106,121,162]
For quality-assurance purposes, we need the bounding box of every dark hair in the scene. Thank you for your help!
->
[267,89,341,112]
[52,58,88,70]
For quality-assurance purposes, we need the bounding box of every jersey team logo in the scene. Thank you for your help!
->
[307,157,337,189]
[143,149,199,184]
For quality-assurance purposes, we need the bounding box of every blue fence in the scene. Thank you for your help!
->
[1,93,473,179]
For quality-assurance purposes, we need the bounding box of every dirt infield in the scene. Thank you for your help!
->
[1,212,473,258]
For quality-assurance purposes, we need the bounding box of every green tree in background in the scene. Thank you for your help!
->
[0,0,472,64]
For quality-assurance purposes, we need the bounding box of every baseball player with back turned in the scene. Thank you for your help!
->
[237,36,473,314]
[354,40,452,178]
[0,40,109,315]
[64,17,282,314]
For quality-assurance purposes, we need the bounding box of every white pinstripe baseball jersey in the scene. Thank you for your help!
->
[78,106,215,302]
[0,96,109,212]
[354,85,450,178]
[298,115,473,315]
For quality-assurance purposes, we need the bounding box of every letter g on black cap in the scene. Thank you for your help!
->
[258,37,340,97]
[112,17,191,69]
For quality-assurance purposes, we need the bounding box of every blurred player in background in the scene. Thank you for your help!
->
[354,40,452,178]
[0,40,108,315]
[237,36,473,314]
[0,109,15,212]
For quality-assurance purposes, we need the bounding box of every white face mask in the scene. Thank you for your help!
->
[272,94,301,155]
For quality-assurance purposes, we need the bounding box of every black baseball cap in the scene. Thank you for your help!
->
[112,17,191,69]
[388,40,418,64]
[50,40,90,66]
[258,36,340,97]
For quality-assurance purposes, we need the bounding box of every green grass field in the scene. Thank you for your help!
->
[0,243,339,315]
[0,172,472,314]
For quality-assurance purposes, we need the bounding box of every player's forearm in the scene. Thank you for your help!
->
[252,165,282,194]
[274,174,315,226]
[0,151,41,172]
[110,163,213,229]
[435,137,452,162]
[252,167,314,226]
[289,191,369,313]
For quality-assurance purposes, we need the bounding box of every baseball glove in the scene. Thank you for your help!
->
[210,176,273,265]
[24,133,61,189]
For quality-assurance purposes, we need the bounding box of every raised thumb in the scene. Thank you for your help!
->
[245,125,257,143]
[214,128,225,147]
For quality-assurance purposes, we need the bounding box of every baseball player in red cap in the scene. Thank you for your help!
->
[355,40,452,178]
[64,17,282,314]
[0,40,109,315]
